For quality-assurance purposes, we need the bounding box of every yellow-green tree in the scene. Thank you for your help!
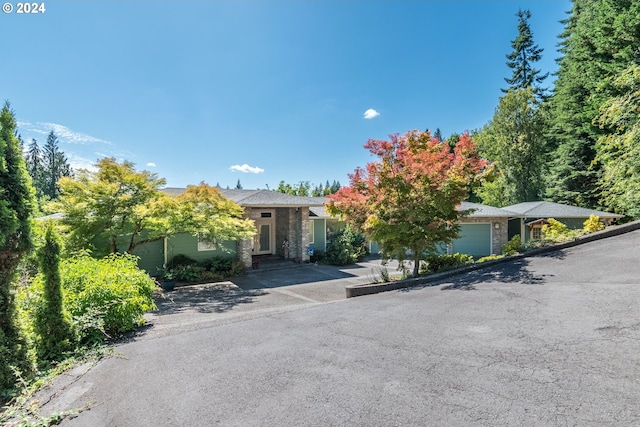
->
[53,158,254,256]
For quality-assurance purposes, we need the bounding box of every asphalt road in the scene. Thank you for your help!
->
[38,230,640,426]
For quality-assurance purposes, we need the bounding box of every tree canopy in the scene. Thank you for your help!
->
[476,87,547,206]
[327,130,485,277]
[595,65,640,218]
[545,0,640,209]
[53,158,254,256]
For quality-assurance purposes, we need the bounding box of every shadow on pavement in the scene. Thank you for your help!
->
[438,258,553,291]
[153,283,267,315]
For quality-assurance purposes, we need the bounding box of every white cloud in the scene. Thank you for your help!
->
[17,121,111,145]
[229,164,265,174]
[363,108,380,119]
[147,162,156,167]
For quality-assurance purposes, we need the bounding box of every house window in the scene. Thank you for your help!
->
[309,220,315,244]
[531,226,542,240]
[261,212,272,218]
[198,233,216,251]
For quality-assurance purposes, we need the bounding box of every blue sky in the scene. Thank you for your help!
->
[2,0,571,190]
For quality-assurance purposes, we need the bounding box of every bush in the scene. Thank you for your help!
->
[542,218,583,242]
[33,222,74,361]
[477,254,505,263]
[502,234,522,255]
[323,224,368,266]
[61,253,156,343]
[165,255,241,283]
[583,215,605,232]
[421,253,474,274]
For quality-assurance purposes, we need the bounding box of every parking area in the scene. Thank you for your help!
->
[145,257,404,338]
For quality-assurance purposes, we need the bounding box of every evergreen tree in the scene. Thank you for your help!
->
[546,0,640,208]
[35,221,74,361]
[42,131,72,199]
[0,102,36,390]
[503,9,548,98]
[235,179,242,189]
[25,138,45,199]
[433,128,443,142]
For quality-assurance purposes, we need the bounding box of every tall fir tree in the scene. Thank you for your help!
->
[25,138,45,199]
[42,131,72,200]
[0,102,36,390]
[503,9,548,98]
[546,0,640,208]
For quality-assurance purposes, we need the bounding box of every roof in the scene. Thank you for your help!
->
[309,200,521,219]
[161,187,325,208]
[502,201,623,219]
[459,202,522,218]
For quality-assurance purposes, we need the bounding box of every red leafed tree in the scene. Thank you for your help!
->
[327,130,486,276]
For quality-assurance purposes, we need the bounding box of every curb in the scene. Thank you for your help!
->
[345,219,640,298]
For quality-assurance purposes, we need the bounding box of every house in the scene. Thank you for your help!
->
[156,188,325,271]
[503,201,623,241]
[452,202,523,257]
[309,200,523,259]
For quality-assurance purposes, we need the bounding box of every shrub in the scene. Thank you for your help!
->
[324,224,368,266]
[502,235,522,255]
[167,254,198,268]
[542,218,583,242]
[202,255,233,273]
[61,253,156,343]
[422,253,474,274]
[33,222,74,361]
[477,254,505,263]
[583,215,605,232]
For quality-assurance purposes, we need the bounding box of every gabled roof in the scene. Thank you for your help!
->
[503,201,623,219]
[459,202,522,218]
[161,187,324,208]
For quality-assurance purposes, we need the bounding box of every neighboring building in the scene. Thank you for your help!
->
[453,202,522,257]
[503,201,624,242]
[311,200,522,259]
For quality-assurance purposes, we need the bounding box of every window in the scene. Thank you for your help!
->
[198,233,216,251]
[531,226,542,240]
[308,220,314,244]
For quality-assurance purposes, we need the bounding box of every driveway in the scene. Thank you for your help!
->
[28,230,640,426]
[145,257,404,339]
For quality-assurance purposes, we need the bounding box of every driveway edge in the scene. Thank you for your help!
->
[345,219,640,298]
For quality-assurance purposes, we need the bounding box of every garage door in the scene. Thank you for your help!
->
[451,224,491,257]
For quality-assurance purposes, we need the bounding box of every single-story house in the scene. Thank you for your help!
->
[308,200,523,258]
[153,188,325,272]
[503,201,623,242]
[452,202,523,257]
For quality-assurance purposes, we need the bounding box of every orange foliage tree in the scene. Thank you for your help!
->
[327,130,486,276]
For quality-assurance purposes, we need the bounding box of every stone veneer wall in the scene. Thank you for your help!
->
[238,207,253,268]
[275,208,290,257]
[459,217,509,255]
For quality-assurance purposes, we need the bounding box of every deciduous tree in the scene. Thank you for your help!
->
[328,130,485,277]
[53,158,254,256]
[476,87,547,205]
[596,65,640,218]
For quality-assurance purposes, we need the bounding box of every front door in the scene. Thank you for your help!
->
[254,220,273,255]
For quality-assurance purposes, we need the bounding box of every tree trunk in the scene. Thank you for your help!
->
[412,253,421,277]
